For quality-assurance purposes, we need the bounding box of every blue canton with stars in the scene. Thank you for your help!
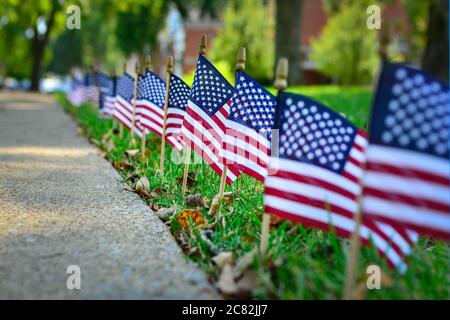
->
[116,72,135,103]
[137,70,166,108]
[96,72,114,95]
[370,61,449,159]
[276,92,358,174]
[169,74,190,110]
[230,70,276,141]
[189,55,233,116]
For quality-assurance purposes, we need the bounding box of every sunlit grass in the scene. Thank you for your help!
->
[55,89,448,300]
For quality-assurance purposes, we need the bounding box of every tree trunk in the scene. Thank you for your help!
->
[30,36,46,91]
[30,4,59,91]
[275,0,304,85]
[421,0,448,82]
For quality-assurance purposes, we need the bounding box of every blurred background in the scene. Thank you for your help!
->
[0,0,448,92]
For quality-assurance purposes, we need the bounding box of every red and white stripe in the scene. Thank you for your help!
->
[113,95,142,137]
[362,146,450,240]
[67,87,85,106]
[264,130,417,271]
[181,100,241,184]
[222,120,270,182]
[135,98,164,138]
[101,95,116,116]
[165,107,185,151]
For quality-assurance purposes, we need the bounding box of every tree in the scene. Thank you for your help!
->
[210,0,274,83]
[114,0,168,58]
[275,0,303,85]
[421,0,448,81]
[0,0,68,90]
[310,3,378,85]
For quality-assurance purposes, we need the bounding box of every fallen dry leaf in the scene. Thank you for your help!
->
[185,193,206,208]
[235,270,257,298]
[208,192,234,216]
[212,251,234,268]
[150,186,163,198]
[125,149,139,158]
[233,247,258,279]
[156,207,177,220]
[135,176,151,197]
[217,264,238,295]
[176,209,207,230]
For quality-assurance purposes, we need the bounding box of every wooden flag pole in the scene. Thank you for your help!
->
[130,62,139,145]
[218,47,246,199]
[119,62,127,139]
[343,201,363,300]
[139,55,154,163]
[343,34,387,299]
[260,57,288,256]
[159,56,174,176]
[182,35,207,197]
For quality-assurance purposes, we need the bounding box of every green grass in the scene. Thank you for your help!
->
[55,88,449,300]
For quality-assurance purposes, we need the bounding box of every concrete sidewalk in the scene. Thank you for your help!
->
[0,92,218,299]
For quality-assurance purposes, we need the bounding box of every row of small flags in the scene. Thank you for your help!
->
[67,45,449,274]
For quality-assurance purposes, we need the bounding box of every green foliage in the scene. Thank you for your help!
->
[401,0,431,62]
[311,3,378,85]
[209,0,274,83]
[55,86,449,299]
[183,60,234,87]
[115,0,168,57]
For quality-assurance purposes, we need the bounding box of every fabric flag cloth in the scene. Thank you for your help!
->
[165,74,190,151]
[135,70,166,138]
[82,72,99,105]
[113,72,142,137]
[362,61,450,240]
[180,55,241,184]
[264,92,417,271]
[67,76,85,106]
[96,72,116,116]
[222,70,276,182]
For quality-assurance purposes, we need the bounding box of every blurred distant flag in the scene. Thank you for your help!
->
[82,72,99,105]
[362,62,450,240]
[113,72,142,137]
[180,55,241,184]
[222,70,276,182]
[135,69,166,138]
[264,92,416,271]
[67,76,85,106]
[165,74,190,151]
[96,71,116,116]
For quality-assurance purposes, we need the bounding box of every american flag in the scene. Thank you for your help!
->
[165,74,190,151]
[113,72,142,137]
[82,72,99,105]
[135,70,166,138]
[362,61,450,240]
[264,92,417,271]
[67,76,85,106]
[96,72,116,116]
[222,70,276,182]
[180,55,241,184]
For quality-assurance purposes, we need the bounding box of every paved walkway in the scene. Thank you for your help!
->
[0,92,218,299]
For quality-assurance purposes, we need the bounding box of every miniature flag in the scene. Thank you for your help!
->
[135,70,166,138]
[165,74,190,151]
[222,70,276,182]
[113,72,142,137]
[67,76,85,106]
[180,55,241,184]
[362,61,450,240]
[264,92,417,271]
[96,72,116,116]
